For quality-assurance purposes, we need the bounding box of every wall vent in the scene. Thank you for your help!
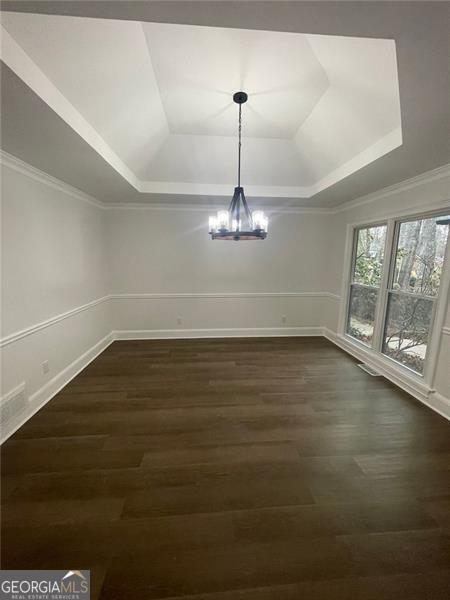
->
[0,383,27,425]
[358,363,381,376]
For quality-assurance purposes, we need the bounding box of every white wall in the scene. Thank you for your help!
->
[106,207,334,335]
[1,159,111,441]
[1,155,449,443]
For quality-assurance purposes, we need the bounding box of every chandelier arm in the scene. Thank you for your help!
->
[236,189,241,230]
[240,189,253,229]
[228,188,238,213]
[229,189,240,224]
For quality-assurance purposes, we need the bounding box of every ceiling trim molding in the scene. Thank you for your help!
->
[0,150,106,209]
[139,180,312,198]
[134,128,403,199]
[309,127,403,197]
[335,163,450,213]
[2,148,448,216]
[105,202,334,214]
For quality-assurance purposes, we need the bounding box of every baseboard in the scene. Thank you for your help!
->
[424,391,450,421]
[323,327,449,421]
[0,332,114,444]
[113,327,323,340]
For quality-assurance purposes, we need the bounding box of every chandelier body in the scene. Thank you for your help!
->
[209,92,268,241]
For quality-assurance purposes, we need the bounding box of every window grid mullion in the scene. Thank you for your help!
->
[373,219,396,352]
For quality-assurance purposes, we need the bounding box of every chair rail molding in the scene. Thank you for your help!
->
[0,296,110,348]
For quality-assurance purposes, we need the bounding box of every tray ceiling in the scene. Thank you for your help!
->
[1,10,403,201]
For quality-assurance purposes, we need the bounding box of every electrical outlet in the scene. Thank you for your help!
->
[281,315,287,324]
[42,360,50,374]
[176,316,182,326]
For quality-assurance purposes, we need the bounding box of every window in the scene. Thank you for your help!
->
[345,213,450,376]
[347,225,387,345]
[382,215,450,374]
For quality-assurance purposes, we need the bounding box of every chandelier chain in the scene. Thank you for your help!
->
[238,103,242,188]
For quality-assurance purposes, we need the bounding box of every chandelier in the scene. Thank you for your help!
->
[208,91,268,241]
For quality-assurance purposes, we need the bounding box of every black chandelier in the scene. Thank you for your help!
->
[209,91,268,241]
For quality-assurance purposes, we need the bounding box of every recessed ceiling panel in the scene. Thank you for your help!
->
[143,22,329,139]
[0,11,403,199]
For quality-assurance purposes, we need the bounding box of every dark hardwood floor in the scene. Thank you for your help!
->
[2,337,450,599]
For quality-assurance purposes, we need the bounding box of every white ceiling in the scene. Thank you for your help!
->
[0,11,402,199]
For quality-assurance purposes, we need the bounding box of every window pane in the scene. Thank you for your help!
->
[382,293,433,374]
[392,215,450,297]
[347,285,378,345]
[353,225,387,286]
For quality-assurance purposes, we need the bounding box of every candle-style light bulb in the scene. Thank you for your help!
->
[252,210,264,230]
[209,216,218,232]
[217,210,229,230]
[261,214,268,232]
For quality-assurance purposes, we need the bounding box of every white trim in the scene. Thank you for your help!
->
[2,150,449,215]
[341,201,450,229]
[114,327,323,341]
[0,292,339,348]
[105,202,334,214]
[0,382,26,409]
[312,127,403,197]
[443,326,450,336]
[424,240,450,384]
[0,150,105,210]
[425,391,450,421]
[335,163,450,213]
[0,333,114,444]
[109,292,338,301]
[0,296,109,348]
[139,180,312,198]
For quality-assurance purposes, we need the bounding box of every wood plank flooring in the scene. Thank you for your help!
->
[1,337,450,599]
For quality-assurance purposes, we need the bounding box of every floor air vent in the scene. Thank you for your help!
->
[358,363,381,376]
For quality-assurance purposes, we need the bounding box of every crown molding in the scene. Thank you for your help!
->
[335,163,450,214]
[104,202,334,214]
[0,150,106,210]
[2,150,449,216]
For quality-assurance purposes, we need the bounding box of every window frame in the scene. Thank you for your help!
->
[345,222,388,348]
[340,207,450,384]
